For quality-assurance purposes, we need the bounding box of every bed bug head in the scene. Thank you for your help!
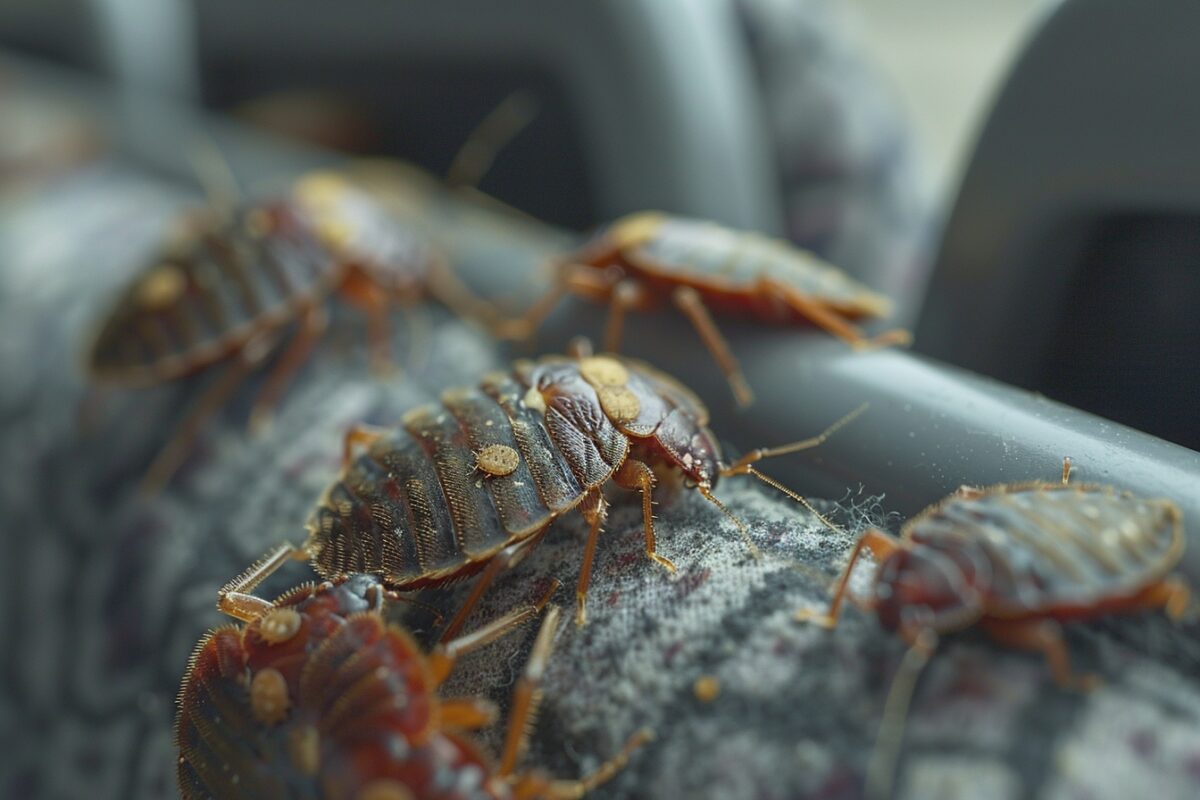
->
[872,545,984,637]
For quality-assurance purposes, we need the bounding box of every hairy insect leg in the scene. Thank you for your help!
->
[613,458,677,572]
[438,531,548,644]
[429,578,560,687]
[438,697,499,732]
[341,422,389,467]
[764,279,911,350]
[495,263,620,341]
[671,285,755,407]
[603,279,650,353]
[865,628,939,800]
[795,529,901,627]
[424,256,502,333]
[1124,575,1192,620]
[981,618,1099,691]
[217,542,310,621]
[498,605,561,778]
[139,335,275,494]
[574,489,608,626]
[498,607,653,798]
[248,303,329,434]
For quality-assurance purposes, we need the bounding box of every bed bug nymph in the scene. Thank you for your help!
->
[226,350,863,634]
[88,171,489,492]
[179,571,649,799]
[796,458,1190,798]
[497,213,910,406]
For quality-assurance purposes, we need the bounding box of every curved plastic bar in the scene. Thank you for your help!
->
[187,0,783,233]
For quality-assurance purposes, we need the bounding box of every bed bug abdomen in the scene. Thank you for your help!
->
[905,484,1185,617]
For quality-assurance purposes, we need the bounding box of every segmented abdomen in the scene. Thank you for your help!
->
[89,199,337,385]
[908,484,1183,615]
[177,576,505,800]
[307,359,634,588]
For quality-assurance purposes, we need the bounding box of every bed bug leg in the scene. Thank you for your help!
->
[1133,575,1193,620]
[139,332,277,494]
[438,533,547,643]
[429,579,561,686]
[1062,456,1073,485]
[574,490,608,626]
[795,529,901,627]
[217,542,309,622]
[764,279,911,351]
[498,605,652,798]
[613,458,677,573]
[495,263,621,341]
[446,89,540,190]
[248,303,329,434]
[603,279,649,353]
[981,618,1100,691]
[671,285,755,407]
[865,627,939,800]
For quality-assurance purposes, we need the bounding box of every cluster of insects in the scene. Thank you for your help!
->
[87,160,1192,798]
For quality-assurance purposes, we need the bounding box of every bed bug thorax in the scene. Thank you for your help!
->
[497,212,911,407]
[224,350,865,633]
[796,458,1190,798]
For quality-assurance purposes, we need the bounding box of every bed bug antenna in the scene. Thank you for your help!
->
[446,88,540,190]
[698,485,761,559]
[713,403,868,541]
[866,628,940,800]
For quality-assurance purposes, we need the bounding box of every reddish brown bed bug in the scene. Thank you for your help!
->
[88,170,491,492]
[797,458,1190,798]
[228,350,863,632]
[179,572,649,799]
[496,212,910,407]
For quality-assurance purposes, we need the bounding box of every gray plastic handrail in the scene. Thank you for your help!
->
[95,0,784,235]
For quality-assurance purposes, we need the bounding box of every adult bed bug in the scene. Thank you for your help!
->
[88,171,489,492]
[497,213,910,406]
[225,349,862,631]
[797,459,1190,797]
[178,572,649,799]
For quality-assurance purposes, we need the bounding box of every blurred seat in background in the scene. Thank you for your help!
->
[0,0,928,319]
[918,0,1200,450]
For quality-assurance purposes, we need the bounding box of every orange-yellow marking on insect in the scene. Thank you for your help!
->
[477,444,520,477]
[137,265,186,310]
[598,385,640,422]
[609,211,665,251]
[580,356,629,388]
[258,607,302,645]
[250,667,290,725]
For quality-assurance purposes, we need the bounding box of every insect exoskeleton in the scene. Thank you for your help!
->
[230,352,862,632]
[797,459,1190,798]
[177,572,648,799]
[87,170,489,492]
[497,212,911,407]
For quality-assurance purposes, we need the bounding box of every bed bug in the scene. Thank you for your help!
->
[225,349,862,632]
[497,213,910,407]
[797,459,1190,798]
[178,571,649,799]
[88,170,489,492]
